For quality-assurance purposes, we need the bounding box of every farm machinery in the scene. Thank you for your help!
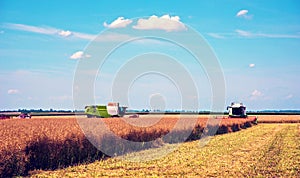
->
[0,114,11,120]
[85,102,127,118]
[227,102,247,118]
[19,113,31,119]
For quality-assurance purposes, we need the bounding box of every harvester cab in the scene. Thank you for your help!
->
[106,102,127,117]
[227,102,247,118]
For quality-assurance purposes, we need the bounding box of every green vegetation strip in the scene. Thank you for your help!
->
[32,124,300,177]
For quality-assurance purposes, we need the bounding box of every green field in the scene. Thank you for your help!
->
[32,124,300,177]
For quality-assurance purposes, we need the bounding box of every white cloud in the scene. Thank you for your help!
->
[103,17,133,29]
[3,23,131,41]
[236,10,248,17]
[236,29,300,39]
[251,89,262,97]
[249,63,255,68]
[207,33,226,39]
[258,33,300,38]
[285,94,293,99]
[69,51,91,60]
[133,14,187,32]
[4,23,58,35]
[236,29,252,37]
[8,89,20,94]
[94,32,132,42]
[236,9,253,19]
[72,32,96,40]
[208,30,300,39]
[3,23,95,40]
[58,30,72,37]
[70,51,83,59]
[27,96,39,101]
[250,89,263,100]
[251,89,263,97]
[2,23,138,42]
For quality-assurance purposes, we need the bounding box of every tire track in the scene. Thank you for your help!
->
[253,124,300,177]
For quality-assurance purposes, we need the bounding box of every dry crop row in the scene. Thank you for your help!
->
[0,115,257,177]
[256,115,300,123]
[34,124,300,177]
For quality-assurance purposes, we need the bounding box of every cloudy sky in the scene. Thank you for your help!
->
[0,0,299,111]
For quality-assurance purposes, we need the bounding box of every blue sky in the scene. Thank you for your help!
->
[0,0,299,110]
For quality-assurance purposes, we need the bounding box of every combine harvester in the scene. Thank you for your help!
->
[226,102,258,124]
[227,102,247,118]
[85,102,127,118]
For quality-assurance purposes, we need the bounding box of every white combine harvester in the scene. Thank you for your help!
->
[227,102,247,118]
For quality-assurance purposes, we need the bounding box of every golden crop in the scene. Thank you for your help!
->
[0,115,257,177]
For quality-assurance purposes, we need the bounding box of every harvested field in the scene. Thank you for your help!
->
[0,115,256,177]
